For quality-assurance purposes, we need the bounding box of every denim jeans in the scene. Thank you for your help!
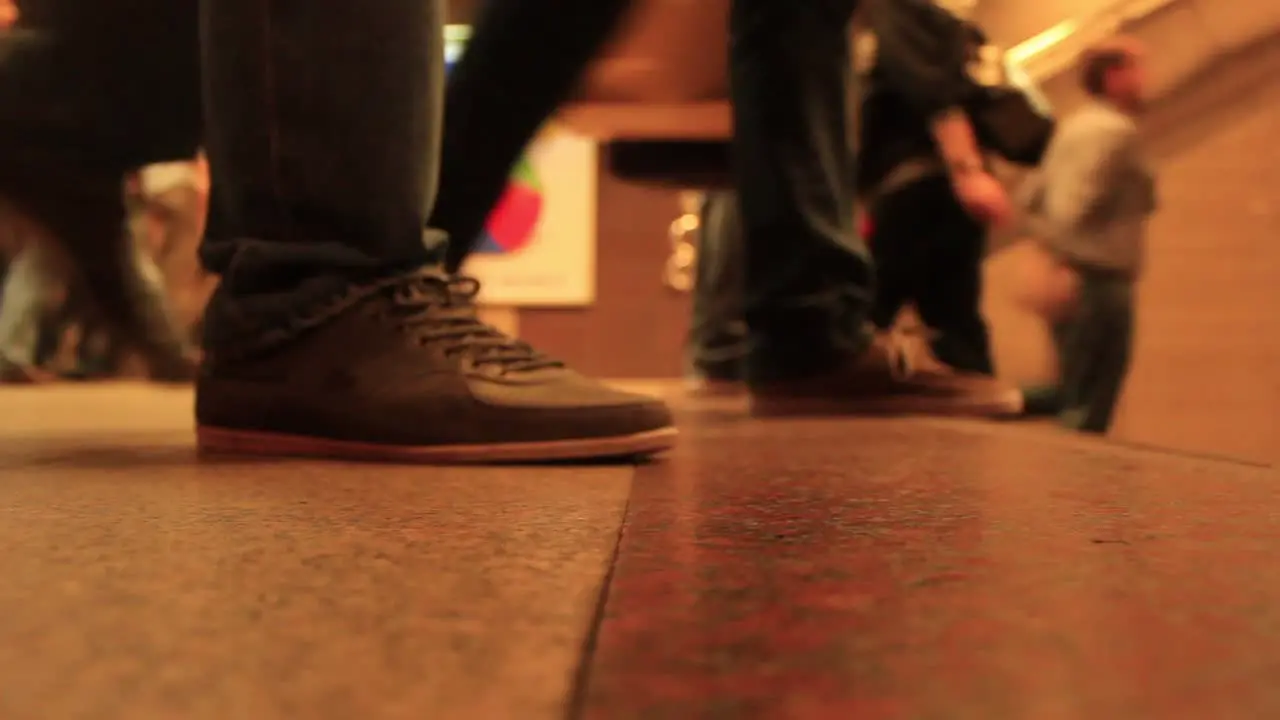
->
[438,0,871,383]
[1,0,446,354]
[1023,272,1134,434]
[686,191,747,381]
[728,0,870,381]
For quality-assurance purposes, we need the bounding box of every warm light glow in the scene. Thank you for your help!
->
[1007,19,1080,66]
[444,24,472,64]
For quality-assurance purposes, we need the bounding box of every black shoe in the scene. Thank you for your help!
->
[195,271,677,464]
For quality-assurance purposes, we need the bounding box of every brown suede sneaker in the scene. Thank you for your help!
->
[195,272,677,463]
[749,332,1024,418]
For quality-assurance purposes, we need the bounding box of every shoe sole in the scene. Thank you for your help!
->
[196,425,678,464]
[750,390,1025,418]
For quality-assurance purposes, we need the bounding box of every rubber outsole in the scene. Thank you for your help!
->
[196,425,679,464]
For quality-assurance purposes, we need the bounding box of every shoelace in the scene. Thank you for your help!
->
[385,272,564,373]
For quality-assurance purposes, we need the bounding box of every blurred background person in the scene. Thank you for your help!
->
[0,1,20,378]
[0,206,62,381]
[132,155,213,345]
[684,190,747,396]
[62,158,210,380]
[0,160,204,383]
[435,0,1022,418]
[680,6,1053,394]
[0,0,200,385]
[1018,37,1155,433]
[859,17,1052,375]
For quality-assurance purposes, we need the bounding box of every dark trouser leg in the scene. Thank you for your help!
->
[431,0,634,272]
[686,191,747,382]
[1053,275,1134,434]
[193,0,672,461]
[868,181,930,333]
[869,175,993,374]
[729,0,870,383]
[910,179,992,375]
[197,0,447,350]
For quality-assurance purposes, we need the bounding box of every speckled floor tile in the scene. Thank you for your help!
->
[0,384,631,720]
[580,408,1280,720]
[8,382,1280,720]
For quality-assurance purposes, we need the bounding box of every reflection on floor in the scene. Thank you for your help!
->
[2,383,1277,719]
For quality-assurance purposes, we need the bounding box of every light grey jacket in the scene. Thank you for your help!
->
[1020,100,1157,277]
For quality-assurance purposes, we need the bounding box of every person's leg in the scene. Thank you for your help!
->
[140,165,216,342]
[0,0,202,378]
[431,0,634,272]
[729,0,866,382]
[685,191,747,392]
[1057,278,1133,434]
[1020,320,1071,417]
[0,241,59,381]
[63,284,121,380]
[193,0,673,462]
[730,1,1018,416]
[909,177,994,375]
[867,183,929,333]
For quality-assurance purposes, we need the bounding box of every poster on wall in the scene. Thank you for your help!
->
[460,128,598,307]
[445,25,598,307]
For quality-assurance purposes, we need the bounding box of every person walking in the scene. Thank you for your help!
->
[1020,38,1155,433]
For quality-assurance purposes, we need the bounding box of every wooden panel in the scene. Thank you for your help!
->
[558,102,730,141]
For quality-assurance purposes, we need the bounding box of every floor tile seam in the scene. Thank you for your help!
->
[916,417,1273,471]
[561,464,637,720]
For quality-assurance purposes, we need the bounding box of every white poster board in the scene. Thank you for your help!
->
[459,127,599,307]
[445,24,598,307]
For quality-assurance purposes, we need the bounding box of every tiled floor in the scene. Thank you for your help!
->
[2,383,1277,719]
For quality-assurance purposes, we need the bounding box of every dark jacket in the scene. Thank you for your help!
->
[857,0,985,197]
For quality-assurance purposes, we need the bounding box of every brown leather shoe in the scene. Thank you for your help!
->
[749,332,1023,418]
